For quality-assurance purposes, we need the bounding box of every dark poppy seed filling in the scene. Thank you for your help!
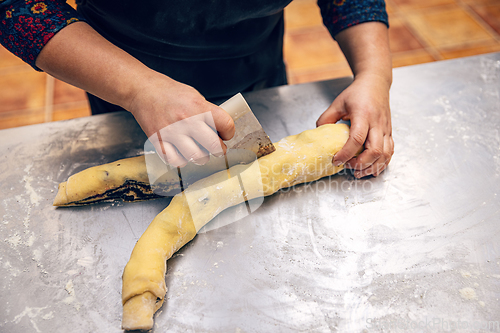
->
[66,180,182,205]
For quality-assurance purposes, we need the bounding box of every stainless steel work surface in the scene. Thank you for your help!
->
[1,53,500,332]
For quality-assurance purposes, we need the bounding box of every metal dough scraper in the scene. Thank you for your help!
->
[190,93,274,233]
[145,93,275,195]
[145,93,274,233]
[219,93,275,159]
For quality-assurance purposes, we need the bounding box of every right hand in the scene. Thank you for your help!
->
[34,22,233,167]
[127,71,235,167]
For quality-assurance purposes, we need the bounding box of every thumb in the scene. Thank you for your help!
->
[210,105,235,141]
[316,100,345,127]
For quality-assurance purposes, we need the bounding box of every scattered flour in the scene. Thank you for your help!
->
[63,279,81,311]
[5,233,22,247]
[459,287,477,300]
[76,256,94,267]
[25,233,36,247]
[42,311,54,320]
[32,249,42,262]
[23,175,42,206]
[4,231,36,249]
[23,164,42,206]
[64,280,75,298]
[430,115,442,123]
[460,270,472,278]
[10,164,43,231]
[12,306,48,333]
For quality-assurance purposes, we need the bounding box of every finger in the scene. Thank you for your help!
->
[373,135,394,176]
[333,121,369,166]
[353,134,394,178]
[373,160,389,177]
[353,163,377,179]
[354,156,385,178]
[169,134,211,166]
[316,102,344,127]
[210,105,235,141]
[190,122,227,157]
[156,140,188,168]
[345,127,384,171]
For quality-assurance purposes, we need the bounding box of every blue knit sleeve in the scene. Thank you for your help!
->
[317,0,389,38]
[0,0,85,70]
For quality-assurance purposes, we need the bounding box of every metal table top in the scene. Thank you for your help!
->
[1,53,499,332]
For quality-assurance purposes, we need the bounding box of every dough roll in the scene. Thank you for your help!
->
[121,124,351,330]
[53,156,163,206]
[53,151,251,206]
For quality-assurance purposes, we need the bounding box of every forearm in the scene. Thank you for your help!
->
[317,21,394,177]
[35,21,156,110]
[335,21,392,87]
[36,21,235,167]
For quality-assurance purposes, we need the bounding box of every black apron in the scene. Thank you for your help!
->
[76,0,292,113]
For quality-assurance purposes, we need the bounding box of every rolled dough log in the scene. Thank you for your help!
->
[52,156,165,206]
[53,152,249,206]
[121,124,351,330]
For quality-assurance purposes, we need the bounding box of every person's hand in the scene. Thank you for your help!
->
[316,74,394,178]
[127,72,235,167]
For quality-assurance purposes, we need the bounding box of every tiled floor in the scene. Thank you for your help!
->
[1,0,499,130]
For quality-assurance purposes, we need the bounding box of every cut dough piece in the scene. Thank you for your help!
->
[121,124,351,330]
[53,152,250,206]
[53,156,164,206]
[121,291,157,330]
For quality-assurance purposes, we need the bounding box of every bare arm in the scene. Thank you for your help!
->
[317,21,394,178]
[36,22,234,167]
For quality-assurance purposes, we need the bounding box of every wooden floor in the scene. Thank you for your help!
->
[1,0,499,130]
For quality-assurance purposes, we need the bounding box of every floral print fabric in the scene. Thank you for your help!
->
[0,0,82,69]
[318,0,388,38]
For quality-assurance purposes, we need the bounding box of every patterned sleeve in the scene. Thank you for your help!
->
[317,0,389,39]
[0,0,84,70]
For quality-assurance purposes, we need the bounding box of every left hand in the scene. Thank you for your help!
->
[316,73,394,178]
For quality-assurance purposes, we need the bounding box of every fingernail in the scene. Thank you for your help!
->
[333,159,343,167]
[213,151,225,158]
[332,154,343,167]
[191,158,207,166]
